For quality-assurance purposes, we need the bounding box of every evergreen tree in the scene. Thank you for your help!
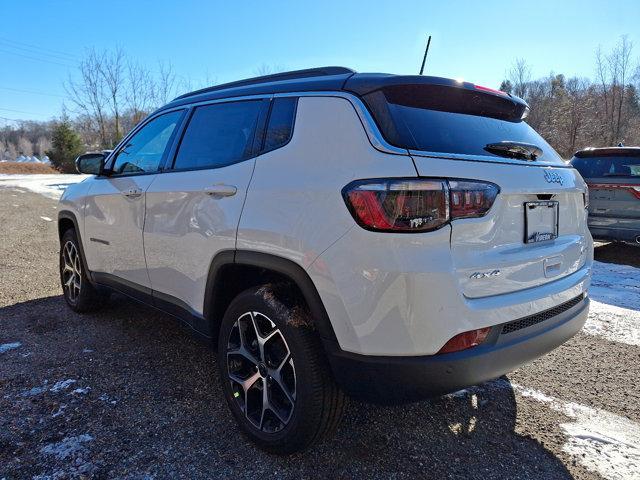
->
[46,121,83,173]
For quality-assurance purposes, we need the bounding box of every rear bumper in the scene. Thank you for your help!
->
[589,225,640,244]
[324,296,589,404]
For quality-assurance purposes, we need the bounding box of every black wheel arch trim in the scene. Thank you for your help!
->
[57,210,95,284]
[204,250,339,344]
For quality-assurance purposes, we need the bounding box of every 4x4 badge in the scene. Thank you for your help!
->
[544,170,563,185]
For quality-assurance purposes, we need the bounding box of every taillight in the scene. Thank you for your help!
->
[583,185,589,209]
[586,183,640,200]
[342,178,499,233]
[437,327,491,354]
[449,180,499,219]
[342,179,449,232]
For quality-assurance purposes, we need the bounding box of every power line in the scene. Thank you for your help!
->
[0,40,80,63]
[0,48,77,68]
[0,107,49,117]
[0,85,68,99]
[0,36,79,60]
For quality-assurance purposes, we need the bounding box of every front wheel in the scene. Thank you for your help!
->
[217,285,345,454]
[59,229,108,312]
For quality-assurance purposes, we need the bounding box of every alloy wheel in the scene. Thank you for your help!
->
[226,311,296,433]
[61,240,82,303]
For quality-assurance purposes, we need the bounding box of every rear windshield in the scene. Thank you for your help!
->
[363,85,560,162]
[571,156,640,178]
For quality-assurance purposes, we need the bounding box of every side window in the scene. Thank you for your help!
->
[173,100,263,170]
[264,97,297,151]
[111,110,183,175]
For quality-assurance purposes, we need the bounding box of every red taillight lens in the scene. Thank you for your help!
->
[449,180,499,219]
[343,178,499,232]
[437,327,491,354]
[343,179,449,232]
[586,183,640,200]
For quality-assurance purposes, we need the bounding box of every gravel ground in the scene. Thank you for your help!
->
[1,188,639,480]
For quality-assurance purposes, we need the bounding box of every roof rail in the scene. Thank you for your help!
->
[174,66,356,100]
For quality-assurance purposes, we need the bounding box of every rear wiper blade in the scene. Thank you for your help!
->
[484,141,543,161]
[602,173,634,177]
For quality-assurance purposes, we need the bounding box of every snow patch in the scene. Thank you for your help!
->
[21,385,49,397]
[0,342,21,353]
[40,434,94,459]
[590,261,640,312]
[71,387,90,395]
[49,379,76,393]
[0,174,89,199]
[511,383,640,480]
[584,300,640,346]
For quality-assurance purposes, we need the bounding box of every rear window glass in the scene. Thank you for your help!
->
[571,156,640,178]
[363,85,560,162]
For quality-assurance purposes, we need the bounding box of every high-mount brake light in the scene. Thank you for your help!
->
[473,84,509,97]
[342,179,500,232]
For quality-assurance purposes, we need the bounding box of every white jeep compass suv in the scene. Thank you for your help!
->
[58,67,592,453]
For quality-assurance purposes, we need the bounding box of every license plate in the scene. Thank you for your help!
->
[525,201,558,243]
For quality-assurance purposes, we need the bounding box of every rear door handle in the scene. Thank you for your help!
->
[203,184,237,197]
[123,188,142,198]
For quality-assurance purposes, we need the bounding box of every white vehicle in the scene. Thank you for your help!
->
[58,67,592,453]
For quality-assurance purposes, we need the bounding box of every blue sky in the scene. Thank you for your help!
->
[1,0,639,123]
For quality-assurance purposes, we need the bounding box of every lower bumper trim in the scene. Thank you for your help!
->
[324,297,589,404]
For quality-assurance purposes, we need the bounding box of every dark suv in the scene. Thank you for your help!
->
[571,147,640,245]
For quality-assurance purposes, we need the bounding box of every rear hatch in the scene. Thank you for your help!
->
[571,151,640,228]
[350,76,590,298]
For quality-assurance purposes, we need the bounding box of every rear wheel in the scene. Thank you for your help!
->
[217,285,345,454]
[59,229,108,312]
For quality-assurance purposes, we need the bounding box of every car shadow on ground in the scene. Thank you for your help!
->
[1,295,574,479]
[594,241,640,268]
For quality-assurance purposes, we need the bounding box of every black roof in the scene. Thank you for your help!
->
[158,66,528,112]
[574,147,640,158]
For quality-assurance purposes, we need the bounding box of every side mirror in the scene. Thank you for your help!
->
[75,153,105,175]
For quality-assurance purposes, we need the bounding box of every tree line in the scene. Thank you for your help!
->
[499,36,639,158]
[1,37,639,172]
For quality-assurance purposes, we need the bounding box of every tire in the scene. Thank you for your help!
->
[59,228,109,312]
[217,284,346,454]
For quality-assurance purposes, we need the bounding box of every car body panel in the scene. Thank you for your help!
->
[144,162,256,314]
[83,175,157,288]
[236,96,417,269]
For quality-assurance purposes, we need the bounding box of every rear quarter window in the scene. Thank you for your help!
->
[263,97,297,152]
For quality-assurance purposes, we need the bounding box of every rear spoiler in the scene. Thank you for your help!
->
[344,73,528,109]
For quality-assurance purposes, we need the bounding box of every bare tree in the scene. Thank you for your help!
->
[595,36,636,144]
[17,136,33,156]
[507,58,532,99]
[66,49,109,147]
[155,61,178,105]
[126,60,155,125]
[100,48,126,144]
[35,136,52,157]
[253,63,285,77]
